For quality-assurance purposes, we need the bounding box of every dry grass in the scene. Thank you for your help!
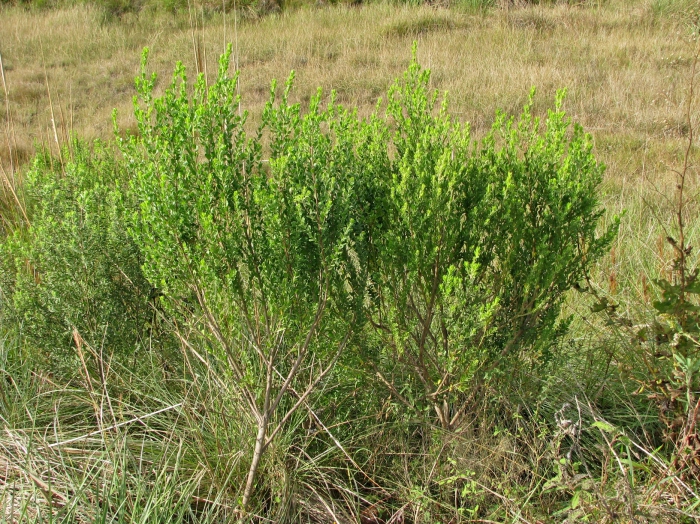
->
[0,1,695,163]
[0,0,698,290]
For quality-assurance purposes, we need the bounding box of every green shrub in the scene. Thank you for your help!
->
[0,141,155,363]
[366,54,617,430]
[120,46,377,508]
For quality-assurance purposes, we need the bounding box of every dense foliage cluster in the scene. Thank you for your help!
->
[0,143,156,365]
[368,65,615,430]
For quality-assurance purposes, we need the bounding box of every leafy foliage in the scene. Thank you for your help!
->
[121,46,376,506]
[367,53,616,429]
[0,141,154,361]
[0,42,627,520]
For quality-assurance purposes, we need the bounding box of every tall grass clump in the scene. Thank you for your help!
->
[0,320,252,523]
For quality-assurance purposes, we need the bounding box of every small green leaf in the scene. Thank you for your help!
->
[591,421,616,434]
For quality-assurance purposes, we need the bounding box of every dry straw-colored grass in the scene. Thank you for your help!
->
[0,1,695,169]
[0,0,698,294]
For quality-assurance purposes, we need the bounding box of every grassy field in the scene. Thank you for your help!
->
[1,1,696,169]
[2,0,699,290]
[1,0,700,521]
